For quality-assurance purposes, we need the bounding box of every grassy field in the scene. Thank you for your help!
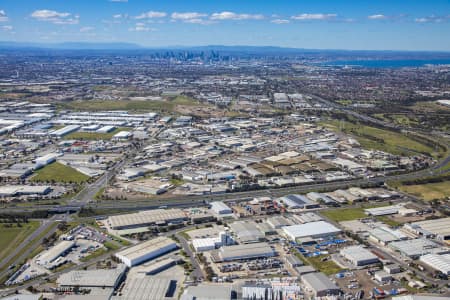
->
[321,208,367,222]
[31,162,90,184]
[63,127,128,140]
[59,96,201,112]
[307,255,345,275]
[322,120,437,157]
[398,180,450,201]
[0,221,40,263]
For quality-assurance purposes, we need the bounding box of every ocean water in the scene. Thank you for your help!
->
[321,59,450,68]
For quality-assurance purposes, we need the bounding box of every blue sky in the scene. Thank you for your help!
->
[0,0,449,50]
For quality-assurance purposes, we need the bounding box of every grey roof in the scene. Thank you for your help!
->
[181,283,232,300]
[301,272,340,292]
[57,264,126,288]
[229,221,264,243]
[112,277,173,300]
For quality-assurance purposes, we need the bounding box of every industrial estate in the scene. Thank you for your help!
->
[0,23,450,300]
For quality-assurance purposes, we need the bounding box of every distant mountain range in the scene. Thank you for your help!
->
[0,41,449,56]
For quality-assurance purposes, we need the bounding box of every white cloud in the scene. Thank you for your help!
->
[31,10,79,25]
[414,15,449,23]
[135,11,167,19]
[113,14,124,19]
[1,25,12,31]
[171,12,207,20]
[271,19,290,24]
[368,14,387,20]
[80,26,94,32]
[129,23,156,32]
[0,10,8,22]
[210,11,264,20]
[291,13,337,21]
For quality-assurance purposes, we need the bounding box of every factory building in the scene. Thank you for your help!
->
[389,239,449,259]
[340,245,380,266]
[181,283,232,300]
[365,205,400,216]
[419,253,450,276]
[229,221,265,244]
[107,209,187,230]
[301,272,341,297]
[36,241,75,268]
[210,201,233,215]
[368,226,408,246]
[57,264,126,289]
[192,231,234,252]
[50,125,80,138]
[405,218,450,241]
[282,221,341,241]
[276,194,319,210]
[267,216,293,229]
[115,237,178,267]
[111,277,177,300]
[211,242,275,262]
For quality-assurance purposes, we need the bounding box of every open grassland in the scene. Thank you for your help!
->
[0,221,40,263]
[398,181,450,201]
[295,251,344,275]
[63,127,128,140]
[322,120,438,157]
[321,204,385,222]
[59,96,201,112]
[31,162,90,184]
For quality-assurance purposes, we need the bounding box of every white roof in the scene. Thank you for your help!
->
[116,237,176,261]
[420,253,450,275]
[341,245,379,262]
[283,221,341,239]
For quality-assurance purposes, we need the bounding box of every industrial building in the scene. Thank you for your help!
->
[267,216,292,229]
[340,245,380,266]
[115,237,178,267]
[192,231,233,252]
[276,194,319,210]
[181,283,232,300]
[419,253,450,276]
[210,201,233,215]
[406,218,450,241]
[282,221,341,241]
[369,226,408,245]
[211,242,275,262]
[389,239,449,259]
[50,125,80,138]
[57,264,126,289]
[111,277,177,300]
[229,221,265,244]
[107,209,187,230]
[301,272,341,297]
[0,185,52,197]
[365,205,400,216]
[36,241,75,268]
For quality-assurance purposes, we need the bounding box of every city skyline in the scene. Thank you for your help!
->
[0,0,450,51]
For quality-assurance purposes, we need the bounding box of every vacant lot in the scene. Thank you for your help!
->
[31,162,90,184]
[321,207,367,222]
[59,96,201,113]
[323,120,437,157]
[0,221,40,263]
[399,181,450,201]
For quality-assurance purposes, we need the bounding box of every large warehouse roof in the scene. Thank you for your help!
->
[282,221,341,240]
[389,239,448,258]
[215,242,275,262]
[229,221,264,243]
[108,209,187,229]
[116,237,176,262]
[57,264,126,287]
[340,245,379,265]
[410,217,450,240]
[420,253,450,275]
[301,272,340,293]
[112,277,175,300]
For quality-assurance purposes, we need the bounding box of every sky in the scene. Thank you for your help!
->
[0,0,449,51]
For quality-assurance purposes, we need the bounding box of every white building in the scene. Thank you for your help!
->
[340,245,380,266]
[282,221,341,241]
[115,237,177,267]
[420,253,450,275]
[210,201,233,215]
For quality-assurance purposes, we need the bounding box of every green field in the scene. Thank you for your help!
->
[59,96,201,112]
[294,251,344,275]
[398,180,450,201]
[321,207,367,222]
[322,120,437,157]
[31,162,90,184]
[0,221,40,263]
[63,127,128,140]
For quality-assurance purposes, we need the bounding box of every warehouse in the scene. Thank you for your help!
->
[57,264,126,288]
[192,237,221,252]
[389,239,449,259]
[0,185,51,197]
[210,201,233,215]
[36,241,75,268]
[419,253,450,275]
[115,237,178,267]
[277,194,319,210]
[181,283,232,300]
[364,205,400,216]
[369,227,408,246]
[267,216,293,229]
[211,242,275,262]
[301,272,341,297]
[407,218,450,241]
[340,245,380,266]
[282,221,341,241]
[50,125,80,138]
[229,221,265,244]
[107,209,187,230]
[111,277,177,300]
[113,131,132,140]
